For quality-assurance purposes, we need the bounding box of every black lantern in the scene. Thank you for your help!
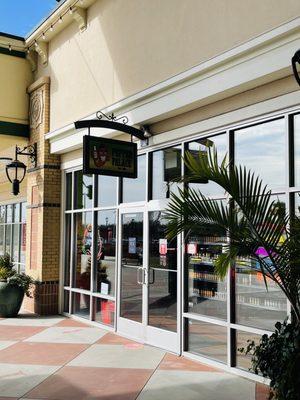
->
[292,49,300,86]
[3,144,37,196]
[6,159,27,195]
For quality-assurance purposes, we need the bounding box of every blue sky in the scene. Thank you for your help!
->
[0,0,60,37]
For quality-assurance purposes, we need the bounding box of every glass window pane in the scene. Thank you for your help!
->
[74,212,92,291]
[293,114,300,187]
[0,206,5,223]
[236,195,287,331]
[63,290,70,313]
[12,224,20,263]
[93,298,115,327]
[148,211,177,332]
[0,225,4,256]
[66,173,72,210]
[73,292,90,319]
[187,134,227,197]
[94,210,116,296]
[188,319,227,363]
[187,229,227,320]
[20,223,26,265]
[74,171,93,209]
[21,203,27,223]
[13,204,20,223]
[235,119,285,189]
[120,213,143,322]
[64,215,71,286]
[123,155,146,203]
[5,225,11,255]
[152,146,181,200]
[236,260,287,331]
[98,175,118,207]
[6,205,13,223]
[236,330,262,372]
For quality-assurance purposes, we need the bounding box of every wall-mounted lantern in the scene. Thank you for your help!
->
[292,49,300,86]
[0,144,37,196]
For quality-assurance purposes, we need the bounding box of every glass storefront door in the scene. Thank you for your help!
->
[117,207,180,353]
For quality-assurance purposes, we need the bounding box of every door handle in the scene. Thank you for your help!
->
[149,268,155,285]
[137,267,144,285]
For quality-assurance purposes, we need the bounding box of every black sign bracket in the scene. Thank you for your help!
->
[74,111,148,142]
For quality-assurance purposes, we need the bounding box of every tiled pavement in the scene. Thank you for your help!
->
[0,315,269,400]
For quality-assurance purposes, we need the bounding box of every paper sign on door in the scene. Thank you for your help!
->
[159,239,168,255]
[187,243,197,255]
[128,237,136,254]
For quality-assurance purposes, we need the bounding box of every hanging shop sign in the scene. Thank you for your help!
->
[83,135,137,178]
[75,110,149,178]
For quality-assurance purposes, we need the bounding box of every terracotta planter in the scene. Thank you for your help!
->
[0,280,24,317]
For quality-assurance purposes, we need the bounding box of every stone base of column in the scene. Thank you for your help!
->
[23,281,60,315]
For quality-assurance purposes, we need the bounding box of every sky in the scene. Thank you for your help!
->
[0,0,61,38]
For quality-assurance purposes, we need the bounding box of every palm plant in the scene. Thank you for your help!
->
[165,148,300,326]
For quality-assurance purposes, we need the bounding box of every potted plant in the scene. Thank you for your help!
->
[0,253,34,317]
[165,149,300,400]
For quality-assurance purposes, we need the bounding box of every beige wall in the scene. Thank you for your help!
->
[0,53,32,125]
[35,0,300,131]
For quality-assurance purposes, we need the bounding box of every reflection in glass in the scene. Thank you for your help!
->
[93,298,115,327]
[6,205,12,223]
[187,230,227,320]
[123,155,146,203]
[0,226,4,255]
[13,204,20,223]
[98,175,118,207]
[73,292,90,319]
[12,225,19,262]
[235,119,285,188]
[94,210,116,296]
[74,171,93,209]
[74,212,92,291]
[66,173,72,210]
[294,115,300,187]
[120,213,143,322]
[236,195,287,331]
[63,290,70,313]
[236,330,262,371]
[20,222,26,264]
[152,146,181,200]
[148,211,177,332]
[0,206,5,223]
[21,203,26,223]
[236,260,287,331]
[188,319,227,363]
[187,134,227,197]
[5,225,11,255]
[64,215,71,286]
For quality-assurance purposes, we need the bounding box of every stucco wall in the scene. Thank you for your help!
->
[0,53,32,125]
[35,0,300,131]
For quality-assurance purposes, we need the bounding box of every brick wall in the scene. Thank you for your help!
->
[23,76,61,315]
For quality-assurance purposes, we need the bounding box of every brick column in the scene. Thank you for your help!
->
[23,76,61,315]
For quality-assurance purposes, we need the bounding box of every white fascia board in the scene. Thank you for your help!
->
[46,17,300,154]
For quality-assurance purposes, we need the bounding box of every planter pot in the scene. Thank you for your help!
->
[0,280,24,317]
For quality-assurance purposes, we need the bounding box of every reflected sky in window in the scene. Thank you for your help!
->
[235,119,285,189]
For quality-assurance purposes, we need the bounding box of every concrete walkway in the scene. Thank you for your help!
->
[0,315,269,400]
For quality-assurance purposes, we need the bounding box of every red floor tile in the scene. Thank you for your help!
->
[55,319,92,328]
[256,383,270,400]
[0,342,88,365]
[0,326,46,341]
[97,332,140,346]
[25,366,153,400]
[159,353,222,372]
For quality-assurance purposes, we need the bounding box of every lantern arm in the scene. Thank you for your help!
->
[16,143,37,167]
